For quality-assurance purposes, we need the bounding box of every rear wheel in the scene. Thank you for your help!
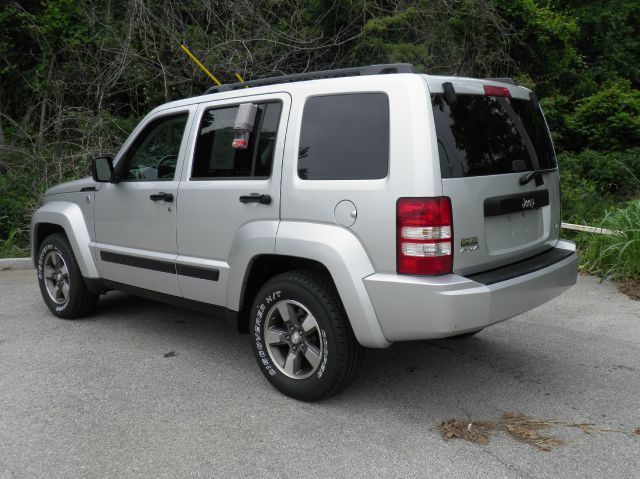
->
[37,233,98,319]
[250,270,361,401]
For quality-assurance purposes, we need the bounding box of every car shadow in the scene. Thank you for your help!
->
[90,291,575,420]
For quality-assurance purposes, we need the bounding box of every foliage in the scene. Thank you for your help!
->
[568,82,640,151]
[0,0,639,279]
[559,172,616,224]
[579,200,640,282]
[558,149,640,197]
[494,0,580,96]
[0,229,28,258]
[555,0,640,89]
[540,95,573,147]
[558,148,639,228]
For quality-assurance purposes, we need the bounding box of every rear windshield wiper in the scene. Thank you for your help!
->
[519,168,554,185]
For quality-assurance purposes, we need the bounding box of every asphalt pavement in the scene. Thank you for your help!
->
[1,269,639,478]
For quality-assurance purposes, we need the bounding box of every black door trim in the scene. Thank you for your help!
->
[100,251,175,274]
[100,251,219,281]
[176,264,220,281]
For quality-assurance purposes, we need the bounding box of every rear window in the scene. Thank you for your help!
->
[298,93,389,180]
[432,94,556,178]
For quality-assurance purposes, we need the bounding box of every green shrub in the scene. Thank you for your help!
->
[559,171,617,223]
[579,200,640,282]
[558,149,640,197]
[0,229,29,258]
[0,168,35,241]
[539,95,573,149]
[568,81,640,152]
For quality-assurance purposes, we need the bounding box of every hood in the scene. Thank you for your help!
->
[45,177,97,196]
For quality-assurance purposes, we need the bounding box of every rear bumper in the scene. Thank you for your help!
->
[363,240,578,341]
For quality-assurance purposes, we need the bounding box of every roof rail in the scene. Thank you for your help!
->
[205,63,417,94]
[485,77,517,85]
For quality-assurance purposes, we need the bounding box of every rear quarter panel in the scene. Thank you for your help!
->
[280,75,442,274]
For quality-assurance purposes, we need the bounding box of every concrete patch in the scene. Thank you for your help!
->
[0,257,33,271]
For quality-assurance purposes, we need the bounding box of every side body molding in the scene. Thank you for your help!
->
[31,201,99,278]
[274,222,391,348]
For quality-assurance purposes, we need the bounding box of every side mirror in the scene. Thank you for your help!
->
[92,156,114,182]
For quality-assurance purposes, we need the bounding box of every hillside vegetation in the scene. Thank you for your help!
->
[0,0,638,281]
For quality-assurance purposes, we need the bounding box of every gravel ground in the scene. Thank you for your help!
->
[1,269,639,478]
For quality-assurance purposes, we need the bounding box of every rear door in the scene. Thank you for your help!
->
[426,78,561,275]
[176,93,290,306]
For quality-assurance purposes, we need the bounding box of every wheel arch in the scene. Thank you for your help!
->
[235,255,331,331]
[31,201,99,278]
[232,222,391,348]
[32,223,66,261]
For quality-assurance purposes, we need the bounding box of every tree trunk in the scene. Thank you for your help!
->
[0,88,5,145]
[37,55,56,147]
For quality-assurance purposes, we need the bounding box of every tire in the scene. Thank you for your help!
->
[250,270,361,401]
[36,233,98,319]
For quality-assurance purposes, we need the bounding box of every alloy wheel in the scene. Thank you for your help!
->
[264,300,323,380]
[43,250,70,305]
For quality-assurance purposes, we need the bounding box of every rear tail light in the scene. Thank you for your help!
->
[397,197,453,275]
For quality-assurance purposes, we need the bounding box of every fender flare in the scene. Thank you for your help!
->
[31,201,99,278]
[225,220,279,311]
[273,222,391,348]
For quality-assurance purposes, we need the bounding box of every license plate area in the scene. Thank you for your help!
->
[485,209,544,252]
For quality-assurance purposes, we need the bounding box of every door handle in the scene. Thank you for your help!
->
[239,193,271,205]
[149,192,174,202]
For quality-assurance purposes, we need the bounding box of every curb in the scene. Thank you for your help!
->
[0,257,34,271]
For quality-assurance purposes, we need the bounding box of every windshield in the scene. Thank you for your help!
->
[432,94,557,178]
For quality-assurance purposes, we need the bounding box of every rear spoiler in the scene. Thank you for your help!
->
[485,77,541,109]
[485,77,517,85]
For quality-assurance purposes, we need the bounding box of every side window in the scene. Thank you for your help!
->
[298,93,389,180]
[120,113,188,181]
[191,102,282,179]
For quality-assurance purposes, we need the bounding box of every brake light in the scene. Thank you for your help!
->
[397,197,453,275]
[483,85,511,98]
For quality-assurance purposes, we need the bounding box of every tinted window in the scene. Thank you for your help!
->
[192,102,282,179]
[298,93,389,180]
[432,94,556,178]
[121,113,188,181]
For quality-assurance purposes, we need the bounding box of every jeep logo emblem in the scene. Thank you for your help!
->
[522,197,535,209]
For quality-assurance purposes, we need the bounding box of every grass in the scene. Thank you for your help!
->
[578,200,640,283]
[0,228,29,259]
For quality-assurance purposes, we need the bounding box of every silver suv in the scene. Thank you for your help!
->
[31,64,578,400]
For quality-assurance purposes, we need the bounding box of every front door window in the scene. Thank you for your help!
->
[120,114,188,181]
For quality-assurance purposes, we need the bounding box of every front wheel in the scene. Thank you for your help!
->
[250,271,361,401]
[37,233,98,319]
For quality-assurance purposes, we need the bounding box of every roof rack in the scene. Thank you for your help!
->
[205,63,416,94]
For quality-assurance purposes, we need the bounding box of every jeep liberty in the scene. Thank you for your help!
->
[31,64,578,400]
